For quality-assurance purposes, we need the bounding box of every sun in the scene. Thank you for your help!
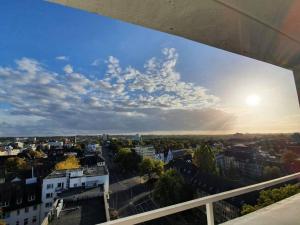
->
[246,94,261,107]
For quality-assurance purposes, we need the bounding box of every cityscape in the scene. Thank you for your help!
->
[1,1,300,225]
[0,133,299,225]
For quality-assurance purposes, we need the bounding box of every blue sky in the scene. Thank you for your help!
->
[0,0,299,136]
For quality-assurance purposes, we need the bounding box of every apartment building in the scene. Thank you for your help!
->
[0,181,42,225]
[41,166,109,218]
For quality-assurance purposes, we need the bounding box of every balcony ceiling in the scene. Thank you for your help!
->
[49,0,300,103]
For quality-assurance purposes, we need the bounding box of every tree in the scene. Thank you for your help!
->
[281,150,300,173]
[5,157,29,171]
[29,150,45,159]
[55,155,80,170]
[192,145,217,173]
[281,151,298,165]
[262,166,281,180]
[241,184,300,215]
[114,148,142,172]
[153,169,193,207]
[139,158,164,179]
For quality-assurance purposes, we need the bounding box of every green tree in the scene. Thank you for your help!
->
[241,184,300,215]
[139,158,164,179]
[114,148,142,172]
[153,169,193,207]
[192,145,217,173]
[262,166,281,180]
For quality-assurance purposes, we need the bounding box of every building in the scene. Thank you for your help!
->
[133,146,155,158]
[155,149,193,164]
[132,133,142,142]
[41,166,109,218]
[166,159,257,223]
[48,141,64,149]
[42,192,109,225]
[0,181,42,225]
[87,144,101,153]
[216,144,264,179]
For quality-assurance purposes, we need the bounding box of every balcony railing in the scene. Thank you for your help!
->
[99,172,300,225]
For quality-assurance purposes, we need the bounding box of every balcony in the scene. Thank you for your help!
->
[221,193,300,225]
[98,172,300,225]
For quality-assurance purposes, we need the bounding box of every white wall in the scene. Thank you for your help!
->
[41,177,67,218]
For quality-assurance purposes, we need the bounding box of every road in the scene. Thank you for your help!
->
[101,146,149,213]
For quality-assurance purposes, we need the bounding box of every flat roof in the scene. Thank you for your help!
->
[45,166,108,179]
[50,197,107,225]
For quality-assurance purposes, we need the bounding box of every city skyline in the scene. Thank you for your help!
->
[0,1,300,136]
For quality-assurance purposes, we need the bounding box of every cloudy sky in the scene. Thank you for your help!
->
[0,1,299,136]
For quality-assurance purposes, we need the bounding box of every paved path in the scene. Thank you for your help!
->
[221,193,300,225]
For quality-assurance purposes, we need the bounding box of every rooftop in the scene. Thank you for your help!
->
[45,166,108,179]
[50,197,107,225]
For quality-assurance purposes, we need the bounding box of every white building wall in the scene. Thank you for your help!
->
[41,168,109,219]
[41,177,67,218]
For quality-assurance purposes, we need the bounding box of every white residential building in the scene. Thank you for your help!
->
[134,146,155,158]
[41,166,109,218]
[48,141,63,148]
[87,143,101,152]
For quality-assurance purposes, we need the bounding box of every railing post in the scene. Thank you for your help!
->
[206,202,215,225]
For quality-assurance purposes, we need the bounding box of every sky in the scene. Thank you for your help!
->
[0,0,299,136]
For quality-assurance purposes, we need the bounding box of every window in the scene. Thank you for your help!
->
[32,216,37,223]
[46,184,53,189]
[16,198,22,205]
[33,205,37,211]
[46,193,53,199]
[17,210,20,215]
[74,183,77,187]
[28,195,35,202]
[24,218,28,225]
[25,207,29,213]
[57,183,62,188]
[0,201,9,207]
[45,202,52,208]
[16,221,19,225]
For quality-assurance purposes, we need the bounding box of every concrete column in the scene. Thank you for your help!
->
[293,69,300,106]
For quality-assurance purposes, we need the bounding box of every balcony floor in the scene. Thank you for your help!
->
[221,193,300,225]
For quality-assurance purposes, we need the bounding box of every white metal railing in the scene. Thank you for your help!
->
[99,172,300,225]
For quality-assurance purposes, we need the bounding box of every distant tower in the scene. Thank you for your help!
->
[74,136,77,144]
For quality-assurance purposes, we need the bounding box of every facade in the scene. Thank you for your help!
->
[134,146,155,158]
[216,145,264,179]
[0,181,42,225]
[41,166,109,218]
[87,144,101,152]
[166,159,257,223]
[48,142,63,149]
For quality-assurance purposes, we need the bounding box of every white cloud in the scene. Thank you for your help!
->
[91,58,102,66]
[63,64,73,74]
[0,48,228,136]
[56,56,69,61]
